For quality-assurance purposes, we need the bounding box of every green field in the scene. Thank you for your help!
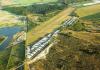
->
[82,12,100,29]
[2,0,58,6]
[15,0,57,4]
[83,12,100,21]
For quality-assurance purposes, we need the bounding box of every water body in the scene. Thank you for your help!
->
[0,26,22,50]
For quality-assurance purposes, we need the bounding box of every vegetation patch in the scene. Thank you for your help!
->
[6,41,25,70]
[68,20,85,31]
[27,3,67,30]
[82,12,100,22]
[3,3,67,15]
[0,48,11,70]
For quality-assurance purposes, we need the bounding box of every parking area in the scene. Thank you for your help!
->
[26,17,77,59]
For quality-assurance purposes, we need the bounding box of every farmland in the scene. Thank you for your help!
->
[75,4,100,17]
[14,0,58,4]
[1,0,92,6]
[1,0,58,6]
[0,10,24,28]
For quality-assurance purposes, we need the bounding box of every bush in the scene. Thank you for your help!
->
[70,22,85,31]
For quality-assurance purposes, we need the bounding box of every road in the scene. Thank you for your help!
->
[26,7,75,45]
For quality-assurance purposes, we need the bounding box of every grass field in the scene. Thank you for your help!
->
[0,10,24,28]
[75,4,100,17]
[26,7,75,45]
[2,0,58,6]
[14,0,58,4]
[83,12,100,21]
